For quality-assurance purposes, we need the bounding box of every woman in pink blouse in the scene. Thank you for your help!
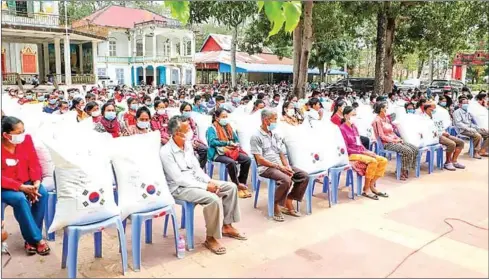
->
[340,106,389,200]
[372,102,418,180]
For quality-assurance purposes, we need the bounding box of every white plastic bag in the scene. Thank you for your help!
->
[110,132,175,220]
[468,102,488,130]
[396,114,424,147]
[191,112,212,146]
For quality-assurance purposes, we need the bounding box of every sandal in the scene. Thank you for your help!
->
[243,189,252,198]
[362,192,379,200]
[203,240,226,255]
[273,213,285,222]
[222,232,248,241]
[36,241,51,256]
[238,190,248,199]
[280,207,302,217]
[24,242,37,256]
[372,190,389,198]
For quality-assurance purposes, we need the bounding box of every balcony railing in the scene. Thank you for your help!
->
[2,73,94,85]
[72,74,95,84]
[134,19,183,29]
[97,56,132,64]
[1,10,59,27]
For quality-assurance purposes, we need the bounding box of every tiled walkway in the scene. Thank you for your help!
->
[2,152,488,278]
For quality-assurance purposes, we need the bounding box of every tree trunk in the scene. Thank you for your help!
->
[417,58,425,78]
[319,67,324,83]
[384,7,395,93]
[295,0,313,98]
[373,3,387,95]
[292,21,302,95]
[230,26,238,88]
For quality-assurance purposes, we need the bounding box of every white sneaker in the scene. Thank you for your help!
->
[444,163,456,171]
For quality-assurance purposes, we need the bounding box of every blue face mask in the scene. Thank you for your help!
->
[26,95,33,100]
[137,121,149,129]
[130,104,138,111]
[38,96,45,102]
[293,102,299,108]
[407,109,415,114]
[48,99,57,105]
[320,97,324,102]
[461,104,469,111]
[439,102,447,107]
[268,122,277,131]
[233,97,241,103]
[105,111,116,121]
[182,111,191,118]
[219,119,229,126]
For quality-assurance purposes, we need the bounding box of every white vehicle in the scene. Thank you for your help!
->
[397,79,429,92]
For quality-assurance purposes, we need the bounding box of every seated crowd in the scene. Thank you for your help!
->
[1,84,487,257]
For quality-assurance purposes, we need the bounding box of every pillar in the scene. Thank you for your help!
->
[133,32,137,57]
[180,37,184,57]
[191,34,195,58]
[37,44,44,82]
[143,66,146,84]
[152,34,157,60]
[54,37,61,83]
[191,65,196,85]
[43,42,49,76]
[180,66,185,85]
[141,31,146,58]
[79,44,83,74]
[91,41,98,84]
[128,32,132,57]
[63,35,72,85]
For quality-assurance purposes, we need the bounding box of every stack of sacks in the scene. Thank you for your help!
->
[190,112,212,145]
[42,121,119,233]
[232,110,261,155]
[352,104,375,141]
[396,114,424,147]
[280,121,349,174]
[468,102,488,130]
[110,132,175,219]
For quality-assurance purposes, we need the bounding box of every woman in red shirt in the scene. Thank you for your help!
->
[1,116,50,255]
[330,100,346,126]
[123,97,138,128]
[150,100,170,144]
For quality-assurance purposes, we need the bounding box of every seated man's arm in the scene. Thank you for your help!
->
[160,149,208,190]
[250,135,279,168]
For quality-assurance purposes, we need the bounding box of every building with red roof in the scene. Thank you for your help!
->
[72,5,196,86]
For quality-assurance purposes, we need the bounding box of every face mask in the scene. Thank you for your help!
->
[185,131,194,141]
[130,104,139,111]
[319,97,324,102]
[462,104,469,111]
[17,94,24,98]
[79,105,86,111]
[350,116,357,123]
[48,99,57,105]
[268,122,277,131]
[219,118,229,126]
[60,109,68,114]
[233,97,241,103]
[293,102,299,108]
[286,109,295,117]
[8,132,26,145]
[157,109,166,115]
[145,102,152,106]
[182,111,191,118]
[432,109,437,114]
[26,95,33,100]
[439,102,447,107]
[136,121,149,129]
[38,96,45,102]
[104,111,116,120]
[91,110,101,117]
[407,109,415,114]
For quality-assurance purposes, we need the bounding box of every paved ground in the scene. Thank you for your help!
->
[2,150,488,278]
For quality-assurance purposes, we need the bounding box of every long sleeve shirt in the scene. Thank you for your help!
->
[150,113,170,144]
[453,108,477,134]
[1,134,42,191]
[372,115,400,144]
[340,123,366,155]
[159,138,211,194]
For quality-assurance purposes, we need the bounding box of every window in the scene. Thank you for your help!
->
[109,41,116,56]
[136,40,143,56]
[97,68,107,77]
[185,41,192,56]
[185,69,192,85]
[175,42,180,56]
[163,43,170,57]
[115,68,124,85]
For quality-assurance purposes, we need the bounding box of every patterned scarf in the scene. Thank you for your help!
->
[213,121,234,142]
[100,117,120,138]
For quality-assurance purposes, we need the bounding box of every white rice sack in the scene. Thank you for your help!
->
[432,106,451,131]
[313,121,350,170]
[281,124,326,174]
[33,139,55,191]
[352,105,375,140]
[397,114,424,148]
[110,132,174,220]
[420,116,440,147]
[233,112,261,155]
[468,102,488,130]
[44,129,119,233]
[1,96,21,116]
[191,112,212,145]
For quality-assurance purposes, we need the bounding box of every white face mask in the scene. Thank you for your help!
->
[9,132,26,145]
[91,110,101,117]
[185,130,194,141]
[350,116,357,123]
[157,109,166,115]
[286,109,295,117]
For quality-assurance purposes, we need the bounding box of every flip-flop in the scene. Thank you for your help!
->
[280,207,302,217]
[203,240,226,255]
[372,191,389,198]
[362,192,379,200]
[222,232,248,241]
[237,190,248,199]
[273,213,285,222]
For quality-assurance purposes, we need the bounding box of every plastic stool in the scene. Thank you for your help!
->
[346,169,363,197]
[206,160,228,181]
[253,176,277,218]
[61,215,127,278]
[163,199,196,250]
[324,165,352,204]
[130,205,179,271]
[299,170,330,213]
[45,190,57,241]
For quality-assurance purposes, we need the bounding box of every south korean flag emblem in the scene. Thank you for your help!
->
[81,188,105,207]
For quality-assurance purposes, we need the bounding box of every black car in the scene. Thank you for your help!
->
[327,78,375,94]
[427,79,469,98]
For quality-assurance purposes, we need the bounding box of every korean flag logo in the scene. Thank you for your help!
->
[82,188,105,207]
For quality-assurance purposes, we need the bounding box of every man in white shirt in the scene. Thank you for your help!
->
[160,115,245,255]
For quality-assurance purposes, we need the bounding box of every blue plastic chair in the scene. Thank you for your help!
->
[299,170,331,213]
[369,141,377,153]
[346,169,363,197]
[253,175,277,218]
[325,165,354,204]
[129,205,180,271]
[448,126,475,157]
[163,199,196,251]
[206,160,228,181]
[61,215,128,278]
[375,138,402,180]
